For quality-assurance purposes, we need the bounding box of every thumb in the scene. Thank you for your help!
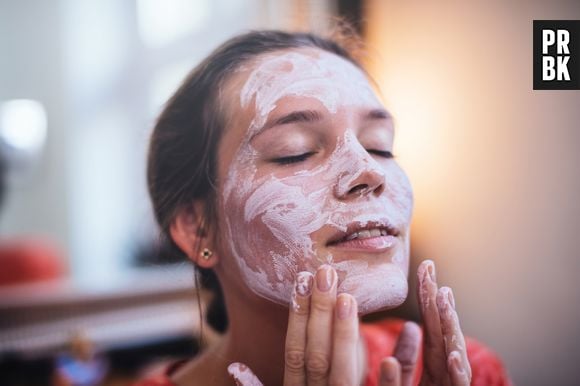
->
[227,362,264,386]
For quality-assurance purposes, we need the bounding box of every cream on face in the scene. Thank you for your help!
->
[221,49,413,313]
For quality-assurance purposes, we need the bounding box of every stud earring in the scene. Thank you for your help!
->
[201,248,213,260]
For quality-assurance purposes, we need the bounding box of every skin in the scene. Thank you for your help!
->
[220,49,412,313]
[169,48,472,385]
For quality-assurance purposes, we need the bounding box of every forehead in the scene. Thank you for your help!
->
[220,48,380,130]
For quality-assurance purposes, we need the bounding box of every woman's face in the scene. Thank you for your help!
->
[216,48,413,314]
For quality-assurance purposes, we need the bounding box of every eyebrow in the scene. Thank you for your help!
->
[253,108,393,139]
[267,110,323,130]
[366,108,392,121]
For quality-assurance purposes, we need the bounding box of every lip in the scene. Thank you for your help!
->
[326,220,400,244]
[329,234,398,252]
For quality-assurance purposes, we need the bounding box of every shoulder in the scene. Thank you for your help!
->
[360,318,512,386]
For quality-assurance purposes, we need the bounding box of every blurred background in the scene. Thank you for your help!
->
[1,0,579,385]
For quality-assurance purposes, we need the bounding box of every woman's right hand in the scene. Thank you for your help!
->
[283,265,361,385]
[228,264,363,385]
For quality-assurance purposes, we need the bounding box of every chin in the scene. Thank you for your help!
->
[335,261,409,315]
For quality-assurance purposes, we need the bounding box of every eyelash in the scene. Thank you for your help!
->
[368,149,395,159]
[272,149,394,165]
[272,152,316,165]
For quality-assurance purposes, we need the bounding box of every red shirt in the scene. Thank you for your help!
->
[134,319,512,386]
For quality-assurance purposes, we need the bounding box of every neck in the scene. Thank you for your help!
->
[219,283,289,385]
[174,280,368,386]
[173,281,289,386]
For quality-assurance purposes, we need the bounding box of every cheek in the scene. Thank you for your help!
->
[223,169,328,305]
[221,142,415,309]
[385,164,414,222]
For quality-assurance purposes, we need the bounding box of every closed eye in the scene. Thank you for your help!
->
[271,152,316,165]
[368,149,395,159]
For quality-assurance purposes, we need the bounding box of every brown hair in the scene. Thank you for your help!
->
[147,29,363,331]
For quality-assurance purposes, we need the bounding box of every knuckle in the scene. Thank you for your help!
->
[329,378,351,386]
[310,298,333,313]
[284,349,306,372]
[292,303,310,316]
[305,351,330,378]
[400,361,417,374]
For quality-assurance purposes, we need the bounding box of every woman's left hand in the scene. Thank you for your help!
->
[380,260,472,386]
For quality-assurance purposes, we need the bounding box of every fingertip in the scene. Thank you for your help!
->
[295,271,314,297]
[447,351,470,384]
[416,260,427,279]
[417,259,436,283]
[399,321,422,351]
[227,362,263,386]
[336,292,356,320]
[379,357,401,383]
[226,362,245,385]
[336,292,357,304]
[436,286,454,311]
[290,271,314,314]
[314,264,337,293]
[402,320,421,335]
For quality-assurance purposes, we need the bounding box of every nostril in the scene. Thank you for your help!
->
[348,184,369,195]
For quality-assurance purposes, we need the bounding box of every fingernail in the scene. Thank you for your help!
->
[316,265,334,292]
[337,294,352,319]
[295,271,314,297]
[447,288,456,309]
[380,358,397,382]
[450,351,464,374]
[427,261,436,282]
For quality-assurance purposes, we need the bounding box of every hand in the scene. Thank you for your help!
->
[379,260,472,386]
[228,265,362,385]
[228,260,472,386]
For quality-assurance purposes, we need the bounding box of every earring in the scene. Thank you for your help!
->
[200,248,213,260]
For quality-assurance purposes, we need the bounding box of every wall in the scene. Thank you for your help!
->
[365,1,580,385]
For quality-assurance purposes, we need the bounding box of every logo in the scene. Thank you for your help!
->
[533,20,580,90]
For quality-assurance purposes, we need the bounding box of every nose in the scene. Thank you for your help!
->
[334,153,386,199]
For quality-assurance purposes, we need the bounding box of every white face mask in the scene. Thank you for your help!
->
[221,49,413,314]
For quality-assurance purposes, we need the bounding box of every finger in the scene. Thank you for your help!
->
[305,264,337,385]
[393,321,421,386]
[436,287,472,382]
[329,293,359,385]
[227,362,264,386]
[416,260,447,379]
[379,357,401,386]
[284,271,314,386]
[447,351,471,386]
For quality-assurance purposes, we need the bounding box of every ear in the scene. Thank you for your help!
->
[169,201,217,268]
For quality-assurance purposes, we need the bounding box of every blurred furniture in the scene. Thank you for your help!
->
[0,239,65,286]
[0,265,202,385]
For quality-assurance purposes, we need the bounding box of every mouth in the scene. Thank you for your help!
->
[326,221,400,247]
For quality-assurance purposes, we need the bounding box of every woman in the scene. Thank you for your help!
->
[140,29,511,386]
